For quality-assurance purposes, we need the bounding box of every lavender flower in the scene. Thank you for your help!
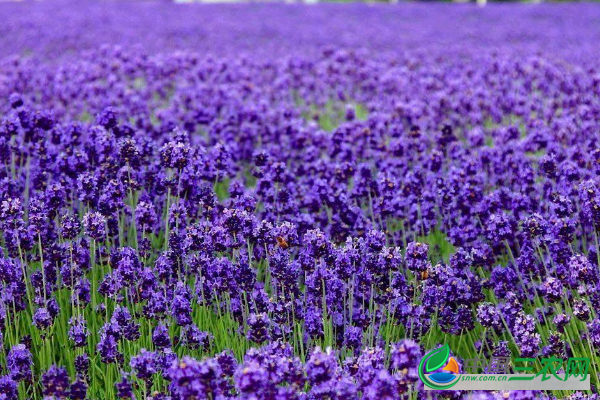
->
[130,349,158,381]
[42,366,70,398]
[0,3,599,398]
[82,212,107,241]
[6,344,32,381]
[246,313,270,344]
[68,316,89,347]
[153,324,172,349]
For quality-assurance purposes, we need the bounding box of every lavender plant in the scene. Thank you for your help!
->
[0,2,599,400]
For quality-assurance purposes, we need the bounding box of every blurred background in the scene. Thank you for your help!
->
[170,0,590,4]
[0,0,592,4]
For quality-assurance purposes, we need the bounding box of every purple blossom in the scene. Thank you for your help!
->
[0,2,599,398]
[42,365,70,398]
[82,212,107,241]
[153,324,172,349]
[32,307,53,330]
[6,344,32,381]
[68,316,89,347]
[130,349,158,381]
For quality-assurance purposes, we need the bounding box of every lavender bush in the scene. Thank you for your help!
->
[0,1,599,399]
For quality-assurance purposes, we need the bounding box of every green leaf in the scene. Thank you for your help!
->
[425,344,450,373]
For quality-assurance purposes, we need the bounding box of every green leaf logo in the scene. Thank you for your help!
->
[425,344,450,373]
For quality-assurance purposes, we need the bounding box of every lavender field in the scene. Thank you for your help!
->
[1,1,600,399]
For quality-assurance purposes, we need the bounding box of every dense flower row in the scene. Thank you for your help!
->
[1,1,600,400]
